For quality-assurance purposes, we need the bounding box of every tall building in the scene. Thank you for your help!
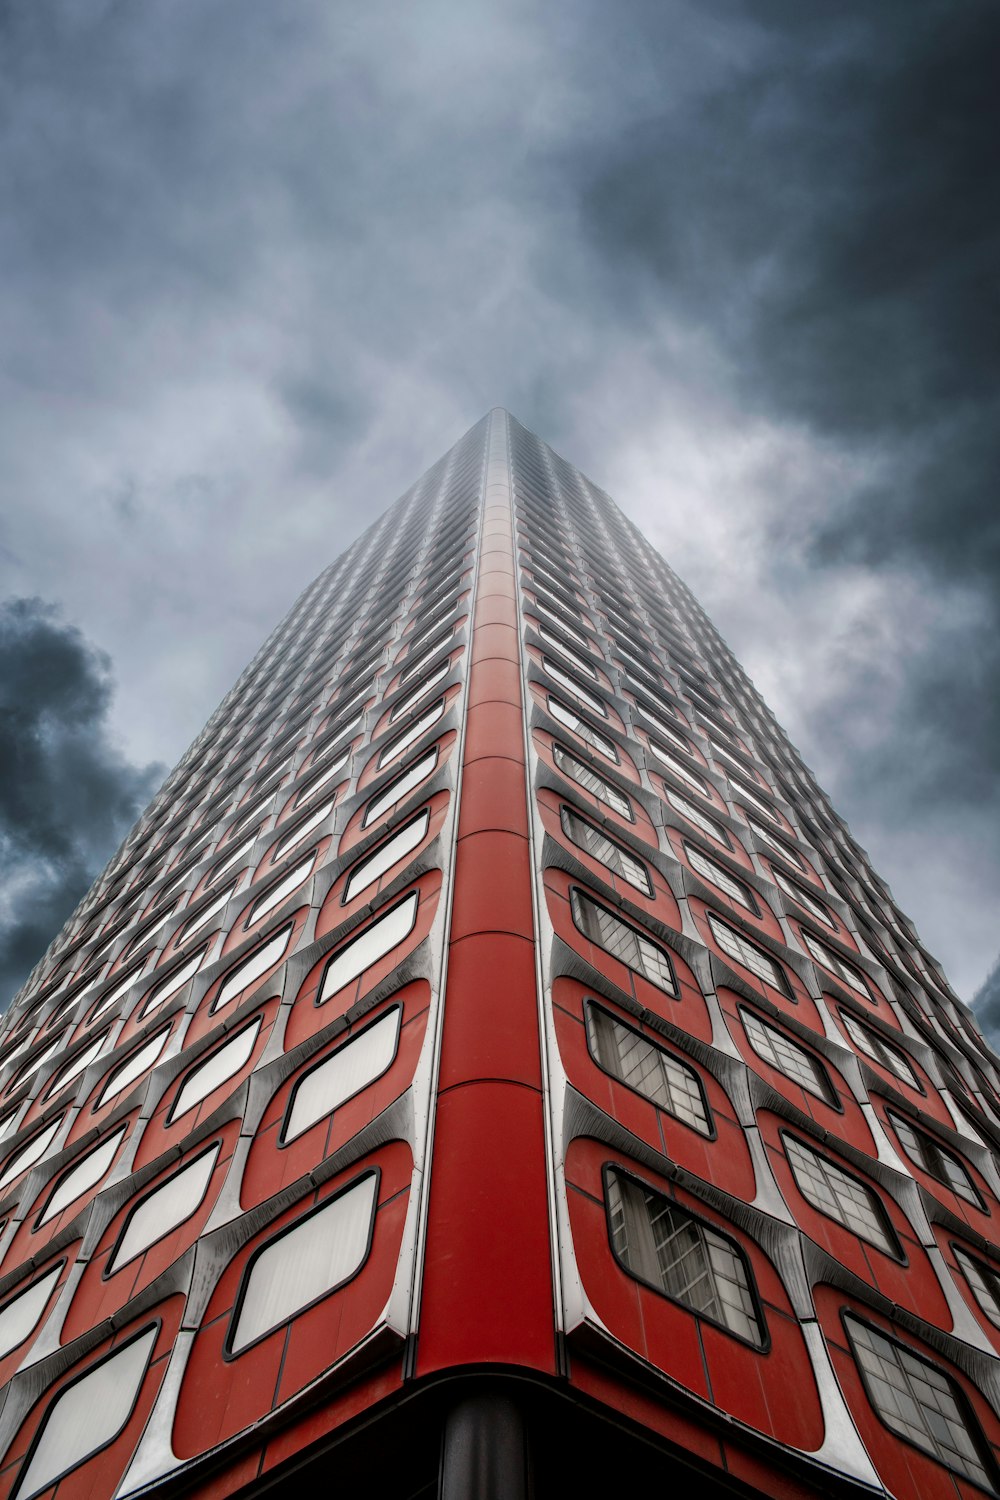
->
[1,409,999,1500]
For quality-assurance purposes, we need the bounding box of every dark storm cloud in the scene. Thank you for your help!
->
[975,958,1000,1051]
[0,599,164,1008]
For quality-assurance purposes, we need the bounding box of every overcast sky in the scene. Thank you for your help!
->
[1,0,997,1034]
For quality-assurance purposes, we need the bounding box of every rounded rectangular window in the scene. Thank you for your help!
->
[318,891,418,1006]
[343,809,430,905]
[141,946,208,1020]
[364,747,439,829]
[108,1143,220,1274]
[213,924,292,1014]
[377,700,445,771]
[586,1004,710,1134]
[547,697,618,762]
[707,912,792,997]
[248,854,315,927]
[570,889,676,996]
[0,1262,63,1362]
[663,787,731,849]
[540,658,607,718]
[167,1017,262,1125]
[272,799,336,865]
[560,807,651,896]
[844,1314,998,1491]
[606,1168,764,1346]
[37,1125,127,1226]
[283,1008,401,1144]
[553,744,632,821]
[96,1028,170,1110]
[227,1171,379,1355]
[783,1132,902,1258]
[740,1008,837,1106]
[888,1110,982,1207]
[685,842,757,913]
[12,1323,158,1500]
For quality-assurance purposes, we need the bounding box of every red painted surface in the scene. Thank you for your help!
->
[416,484,555,1376]
[565,1138,824,1451]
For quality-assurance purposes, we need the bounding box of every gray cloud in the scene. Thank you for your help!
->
[975,958,1000,1051]
[0,599,164,1007]
[0,0,995,1012]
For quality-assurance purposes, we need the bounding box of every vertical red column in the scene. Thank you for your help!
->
[416,412,555,1375]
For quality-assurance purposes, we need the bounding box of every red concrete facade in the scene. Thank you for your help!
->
[0,411,998,1499]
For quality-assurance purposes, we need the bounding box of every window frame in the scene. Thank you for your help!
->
[560,806,653,897]
[569,886,678,997]
[279,1005,402,1148]
[603,1164,768,1350]
[585,1002,714,1138]
[887,1109,985,1209]
[707,911,794,999]
[738,1006,841,1109]
[781,1129,904,1260]
[842,1311,1000,1491]
[223,1168,380,1360]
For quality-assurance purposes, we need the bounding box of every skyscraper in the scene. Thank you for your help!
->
[1,409,998,1500]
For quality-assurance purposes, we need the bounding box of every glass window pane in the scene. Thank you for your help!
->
[740,1009,835,1104]
[553,745,631,820]
[273,798,336,864]
[96,1028,170,1109]
[389,661,451,721]
[708,914,789,996]
[840,1011,920,1089]
[570,890,676,995]
[14,1325,158,1500]
[845,1316,995,1489]
[319,891,418,1005]
[208,832,260,887]
[377,700,445,770]
[249,854,315,926]
[889,1111,980,1205]
[229,1172,378,1354]
[561,808,651,895]
[292,746,350,805]
[541,658,607,717]
[547,698,618,762]
[802,931,870,997]
[169,1018,262,1125]
[46,1033,107,1098]
[664,787,730,848]
[109,1144,220,1273]
[785,1134,899,1255]
[770,865,834,928]
[364,748,438,828]
[0,1263,63,1361]
[285,1009,401,1143]
[0,1119,63,1197]
[538,625,598,679]
[954,1246,1000,1328]
[142,946,208,1020]
[39,1126,127,1226]
[214,925,292,1013]
[607,1170,763,1345]
[685,843,754,911]
[586,1005,710,1133]
[344,810,430,903]
[179,883,237,943]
